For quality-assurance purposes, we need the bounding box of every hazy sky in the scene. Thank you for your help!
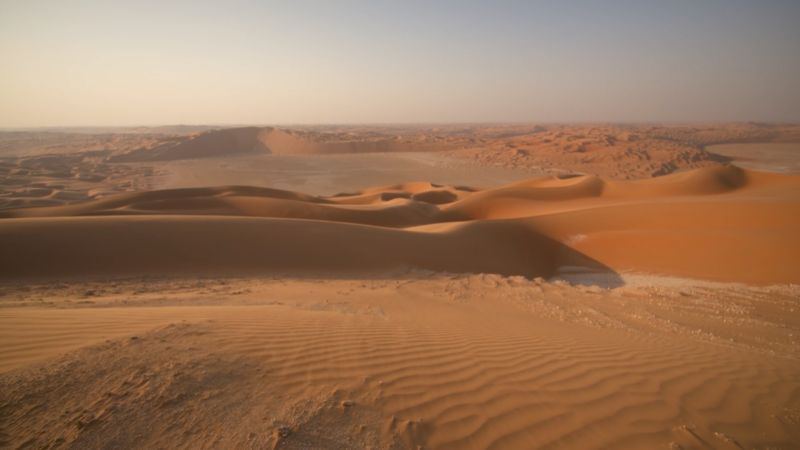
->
[1,0,799,126]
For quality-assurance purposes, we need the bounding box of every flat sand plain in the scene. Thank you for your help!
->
[707,143,800,173]
[152,152,540,196]
[1,124,799,449]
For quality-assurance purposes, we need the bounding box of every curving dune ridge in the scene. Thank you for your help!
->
[2,165,798,283]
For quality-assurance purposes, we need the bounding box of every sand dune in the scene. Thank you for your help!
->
[110,127,274,162]
[108,126,466,162]
[0,215,565,279]
[4,124,798,213]
[1,165,798,283]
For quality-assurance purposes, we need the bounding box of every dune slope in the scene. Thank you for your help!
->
[0,216,563,279]
[110,127,274,161]
[1,165,798,283]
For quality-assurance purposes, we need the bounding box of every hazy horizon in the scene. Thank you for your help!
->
[1,0,799,127]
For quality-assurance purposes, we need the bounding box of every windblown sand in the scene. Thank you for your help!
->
[1,275,798,449]
[1,125,799,449]
[1,163,799,449]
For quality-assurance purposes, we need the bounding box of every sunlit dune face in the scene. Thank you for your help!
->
[1,164,799,284]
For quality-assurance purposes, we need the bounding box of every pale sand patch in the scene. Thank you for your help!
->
[707,142,800,173]
[151,152,539,196]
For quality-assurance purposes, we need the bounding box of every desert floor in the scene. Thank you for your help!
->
[152,152,540,196]
[1,124,799,449]
[2,274,799,449]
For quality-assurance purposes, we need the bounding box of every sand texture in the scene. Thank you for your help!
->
[1,124,799,449]
[1,275,799,449]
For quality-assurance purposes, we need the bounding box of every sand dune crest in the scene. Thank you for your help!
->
[1,166,798,283]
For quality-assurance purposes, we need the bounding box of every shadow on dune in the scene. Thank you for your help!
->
[0,215,624,288]
[5,164,796,285]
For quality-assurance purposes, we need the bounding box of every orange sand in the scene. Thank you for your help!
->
[2,135,799,449]
[2,165,798,284]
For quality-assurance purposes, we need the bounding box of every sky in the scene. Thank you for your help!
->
[1,0,799,127]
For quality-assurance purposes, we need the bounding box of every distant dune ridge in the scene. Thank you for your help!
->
[109,126,461,162]
[3,123,800,213]
[110,127,274,161]
[2,165,798,283]
[102,123,800,175]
